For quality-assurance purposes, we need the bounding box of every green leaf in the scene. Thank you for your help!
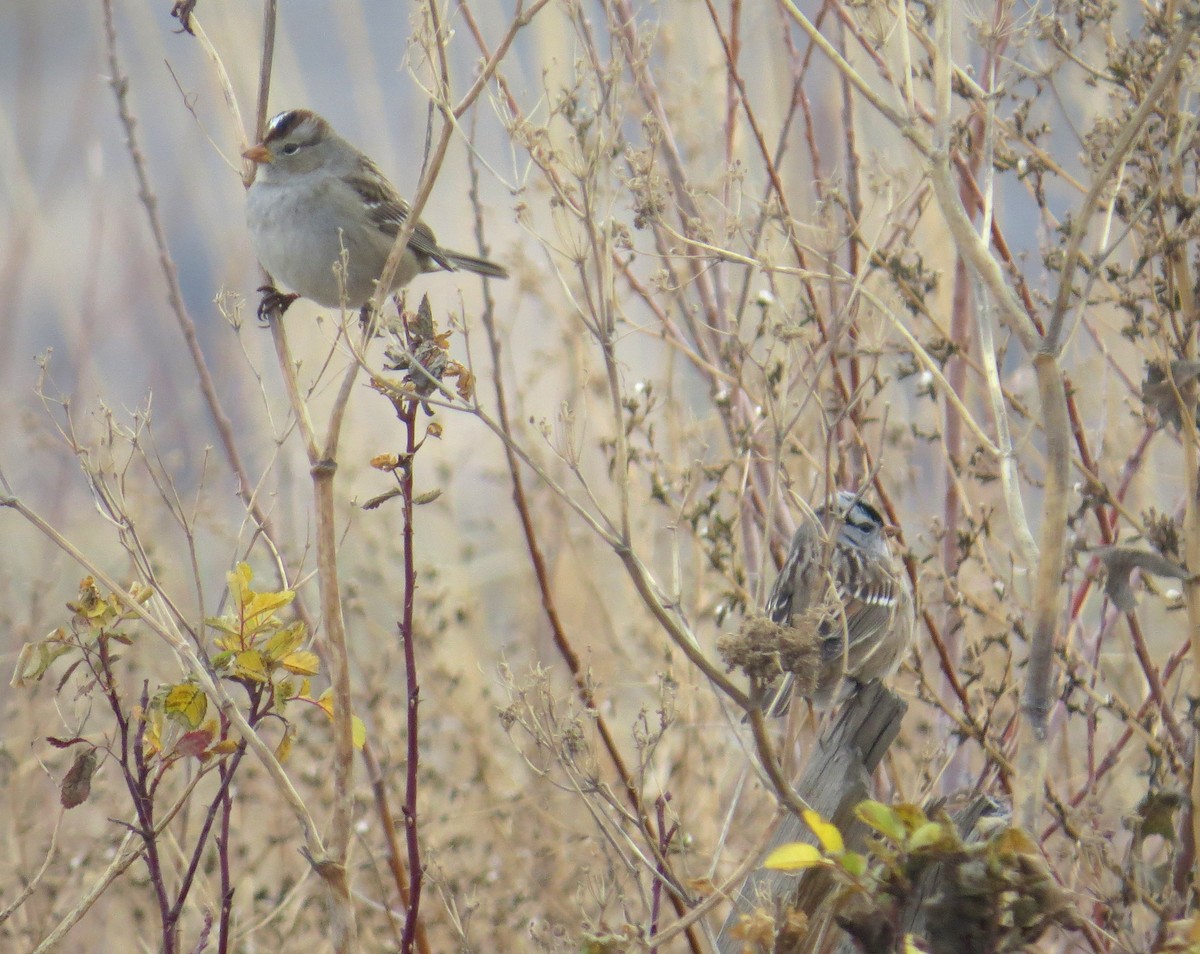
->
[856,800,905,842]
[909,821,950,852]
[840,851,868,878]
[11,635,74,687]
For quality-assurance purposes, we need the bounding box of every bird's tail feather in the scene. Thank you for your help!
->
[442,249,509,280]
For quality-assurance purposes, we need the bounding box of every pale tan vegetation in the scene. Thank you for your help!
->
[2,1,1200,952]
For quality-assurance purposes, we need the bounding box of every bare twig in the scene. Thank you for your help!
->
[98,0,291,590]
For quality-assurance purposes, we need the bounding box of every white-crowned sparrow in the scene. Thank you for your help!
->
[763,490,914,712]
[243,109,507,311]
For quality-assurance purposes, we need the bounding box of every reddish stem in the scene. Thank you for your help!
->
[398,397,425,954]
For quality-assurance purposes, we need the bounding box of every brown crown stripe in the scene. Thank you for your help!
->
[264,109,314,142]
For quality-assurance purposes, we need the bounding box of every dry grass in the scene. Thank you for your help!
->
[2,1,1199,951]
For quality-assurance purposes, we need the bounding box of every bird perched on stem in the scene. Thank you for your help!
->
[243,109,507,314]
[762,490,915,713]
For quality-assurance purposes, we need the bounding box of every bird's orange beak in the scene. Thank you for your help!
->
[242,143,273,164]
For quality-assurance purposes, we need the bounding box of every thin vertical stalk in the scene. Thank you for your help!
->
[397,399,426,954]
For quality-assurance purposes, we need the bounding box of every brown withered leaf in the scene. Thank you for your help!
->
[370,454,401,472]
[47,736,89,749]
[362,489,402,511]
[407,294,436,341]
[61,748,99,809]
[1094,545,1193,613]
[175,727,216,761]
[728,907,776,948]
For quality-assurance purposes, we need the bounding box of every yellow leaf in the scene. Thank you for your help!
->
[803,809,844,855]
[223,564,296,638]
[993,826,1038,855]
[142,706,164,756]
[210,739,239,755]
[893,803,928,831]
[763,842,827,871]
[227,563,254,606]
[264,622,307,662]
[279,650,320,676]
[316,690,366,749]
[233,650,268,682]
[163,683,208,729]
[211,634,239,654]
[275,724,296,762]
[69,577,108,621]
[241,590,295,631]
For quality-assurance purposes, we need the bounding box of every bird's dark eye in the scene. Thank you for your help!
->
[849,500,884,530]
[281,142,300,156]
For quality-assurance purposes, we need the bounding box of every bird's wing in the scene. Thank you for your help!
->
[765,524,816,624]
[820,547,904,669]
[347,158,454,270]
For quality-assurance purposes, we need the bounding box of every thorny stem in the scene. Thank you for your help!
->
[397,396,426,954]
[126,678,174,954]
[166,711,256,945]
[217,758,235,954]
[362,742,431,954]
[87,616,255,953]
